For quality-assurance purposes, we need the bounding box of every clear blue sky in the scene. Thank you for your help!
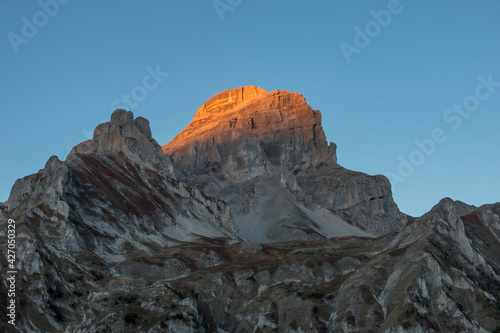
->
[1,0,499,217]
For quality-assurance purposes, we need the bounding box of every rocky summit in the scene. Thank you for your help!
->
[0,86,499,332]
[163,85,406,240]
[163,85,333,172]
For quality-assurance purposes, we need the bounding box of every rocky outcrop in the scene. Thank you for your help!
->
[163,85,406,238]
[3,200,500,332]
[465,203,500,243]
[163,85,333,174]
[4,110,237,262]
[0,109,241,331]
[296,165,407,235]
[6,155,69,216]
[71,109,173,173]
[1,87,498,332]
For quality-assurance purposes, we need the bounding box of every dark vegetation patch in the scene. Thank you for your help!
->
[388,246,408,257]
[461,214,482,226]
[124,312,138,324]
[47,301,64,322]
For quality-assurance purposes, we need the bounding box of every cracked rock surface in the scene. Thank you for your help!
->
[1,87,498,332]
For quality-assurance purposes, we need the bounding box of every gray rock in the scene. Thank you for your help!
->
[1,90,498,332]
[164,87,406,240]
[69,109,173,175]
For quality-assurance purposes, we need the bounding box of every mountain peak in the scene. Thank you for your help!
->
[69,109,165,167]
[163,86,334,172]
[3,88,500,332]
[193,85,268,121]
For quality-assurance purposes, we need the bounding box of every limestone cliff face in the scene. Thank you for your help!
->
[6,110,236,264]
[296,167,406,235]
[192,85,267,121]
[71,109,171,171]
[163,85,335,175]
[163,85,405,237]
[1,92,500,332]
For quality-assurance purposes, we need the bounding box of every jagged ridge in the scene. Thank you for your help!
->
[162,85,406,239]
[0,86,499,332]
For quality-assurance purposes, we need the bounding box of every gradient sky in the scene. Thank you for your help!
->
[1,0,499,217]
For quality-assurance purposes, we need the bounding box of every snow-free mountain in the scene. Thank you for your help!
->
[1,86,499,332]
